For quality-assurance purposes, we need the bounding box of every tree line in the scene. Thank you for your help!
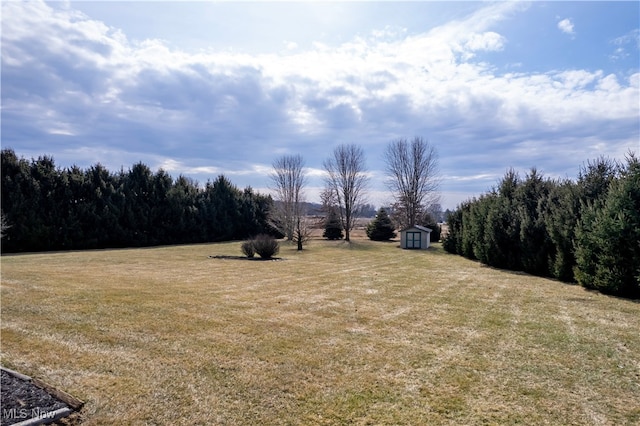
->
[2,137,443,253]
[443,154,640,299]
[270,137,442,248]
[1,149,274,252]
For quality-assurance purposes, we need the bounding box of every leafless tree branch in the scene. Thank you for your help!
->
[269,154,307,249]
[323,144,368,241]
[384,137,441,229]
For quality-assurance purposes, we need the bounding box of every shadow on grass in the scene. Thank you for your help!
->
[469,256,640,304]
[208,255,284,261]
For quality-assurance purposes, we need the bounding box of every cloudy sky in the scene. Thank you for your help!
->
[2,1,639,209]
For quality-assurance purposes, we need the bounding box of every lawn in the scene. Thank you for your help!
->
[1,237,639,425]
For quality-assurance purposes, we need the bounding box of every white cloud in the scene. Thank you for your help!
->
[158,159,220,175]
[48,126,76,136]
[612,29,640,47]
[556,69,602,90]
[464,32,506,52]
[2,0,638,210]
[304,167,328,178]
[609,29,640,61]
[446,173,498,183]
[557,18,575,35]
[609,47,629,61]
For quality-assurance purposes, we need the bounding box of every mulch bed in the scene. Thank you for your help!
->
[1,368,82,425]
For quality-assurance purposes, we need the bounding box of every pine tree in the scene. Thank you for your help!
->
[323,207,344,240]
[574,154,640,298]
[442,207,463,254]
[366,208,396,241]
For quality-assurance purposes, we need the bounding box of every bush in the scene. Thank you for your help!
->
[252,234,280,259]
[241,240,255,258]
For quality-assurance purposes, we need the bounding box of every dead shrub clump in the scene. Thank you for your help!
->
[245,234,279,259]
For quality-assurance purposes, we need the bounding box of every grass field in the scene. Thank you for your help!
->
[1,236,639,425]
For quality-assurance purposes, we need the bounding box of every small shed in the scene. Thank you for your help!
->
[400,225,432,250]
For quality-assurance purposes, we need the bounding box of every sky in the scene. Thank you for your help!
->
[2,1,639,210]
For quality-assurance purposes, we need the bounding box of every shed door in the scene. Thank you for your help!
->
[406,231,421,249]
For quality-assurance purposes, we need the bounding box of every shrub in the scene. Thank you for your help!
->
[252,234,280,259]
[241,240,255,258]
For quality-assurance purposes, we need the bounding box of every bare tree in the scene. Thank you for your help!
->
[319,186,338,215]
[323,144,368,242]
[384,137,441,229]
[269,154,308,250]
[292,215,315,250]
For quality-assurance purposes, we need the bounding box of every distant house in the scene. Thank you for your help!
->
[400,225,432,250]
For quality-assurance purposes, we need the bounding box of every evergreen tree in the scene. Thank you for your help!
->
[366,208,396,241]
[574,154,640,298]
[119,163,150,245]
[418,211,441,242]
[467,194,492,263]
[576,157,618,204]
[460,197,482,260]
[484,194,520,270]
[438,154,639,299]
[542,180,580,281]
[1,149,36,251]
[166,175,202,243]
[148,169,174,245]
[60,165,90,249]
[442,206,463,254]
[323,207,343,240]
[87,163,125,247]
[238,187,274,240]
[515,168,553,276]
[204,175,241,241]
[0,150,275,252]
[486,170,522,269]
[30,155,64,250]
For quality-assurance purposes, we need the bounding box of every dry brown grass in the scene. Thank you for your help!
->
[1,236,639,425]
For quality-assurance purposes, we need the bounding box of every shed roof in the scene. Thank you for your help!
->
[401,225,432,233]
